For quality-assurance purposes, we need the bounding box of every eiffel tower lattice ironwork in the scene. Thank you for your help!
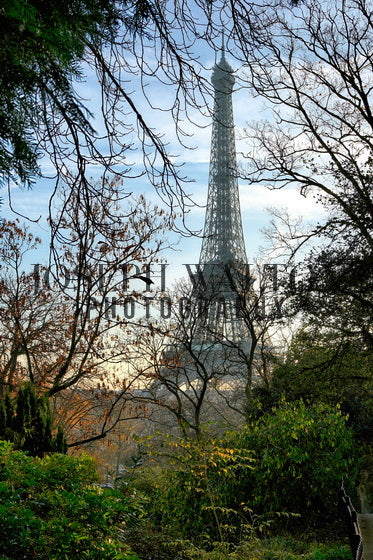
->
[199,46,247,267]
[148,47,253,429]
[194,44,250,347]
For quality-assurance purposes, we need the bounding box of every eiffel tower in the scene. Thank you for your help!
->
[191,42,251,350]
[146,45,253,434]
[200,44,247,268]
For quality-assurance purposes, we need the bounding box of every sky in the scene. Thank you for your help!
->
[1,38,326,291]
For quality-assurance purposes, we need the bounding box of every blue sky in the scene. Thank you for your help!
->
[1,42,325,288]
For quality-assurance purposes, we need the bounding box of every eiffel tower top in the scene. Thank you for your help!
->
[212,36,234,88]
[198,44,248,267]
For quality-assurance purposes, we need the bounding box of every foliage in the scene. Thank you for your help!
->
[0,0,119,185]
[271,329,372,403]
[251,326,373,442]
[0,384,67,456]
[122,531,352,560]
[122,416,356,558]
[178,537,352,560]
[230,401,358,517]
[0,192,168,447]
[0,441,141,559]
[129,402,357,552]
[0,0,203,221]
[0,404,354,560]
[291,161,373,346]
[131,437,255,544]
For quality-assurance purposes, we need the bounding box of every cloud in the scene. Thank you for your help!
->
[239,183,326,221]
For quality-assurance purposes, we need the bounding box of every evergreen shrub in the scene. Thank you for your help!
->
[0,441,141,560]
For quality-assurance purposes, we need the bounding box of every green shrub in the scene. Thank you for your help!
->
[0,384,67,456]
[131,437,256,543]
[121,532,352,560]
[230,401,358,517]
[0,441,141,559]
[133,401,358,549]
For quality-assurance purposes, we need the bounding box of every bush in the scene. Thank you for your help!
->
[132,401,358,550]
[130,438,255,544]
[230,401,359,517]
[0,384,67,456]
[0,441,141,559]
